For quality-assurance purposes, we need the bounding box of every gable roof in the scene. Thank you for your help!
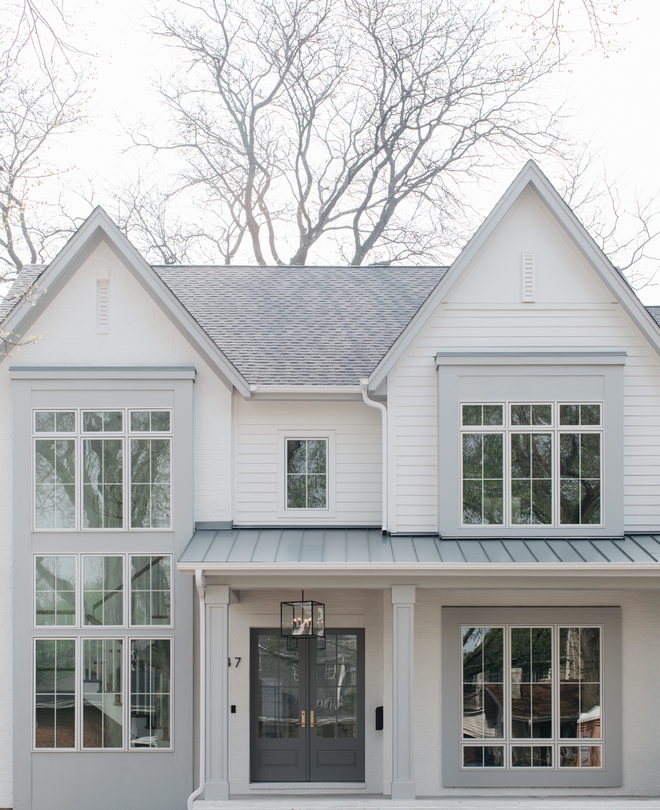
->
[0,207,252,396]
[367,160,660,390]
[154,265,447,385]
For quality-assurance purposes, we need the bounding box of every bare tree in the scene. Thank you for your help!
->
[0,0,87,281]
[135,0,632,267]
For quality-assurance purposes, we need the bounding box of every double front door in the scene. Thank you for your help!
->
[250,629,365,782]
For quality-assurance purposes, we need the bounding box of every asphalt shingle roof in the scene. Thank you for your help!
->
[4,263,660,386]
[153,265,447,385]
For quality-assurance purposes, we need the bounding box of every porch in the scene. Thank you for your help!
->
[178,527,660,806]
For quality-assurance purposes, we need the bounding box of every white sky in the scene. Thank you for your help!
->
[40,0,660,302]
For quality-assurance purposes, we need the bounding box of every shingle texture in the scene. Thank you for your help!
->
[153,265,447,385]
[180,527,660,565]
[647,306,660,328]
[0,265,46,321]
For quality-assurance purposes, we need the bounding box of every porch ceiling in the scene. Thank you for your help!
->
[178,527,660,571]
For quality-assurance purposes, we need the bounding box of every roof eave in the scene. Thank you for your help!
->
[0,207,252,397]
[367,160,660,391]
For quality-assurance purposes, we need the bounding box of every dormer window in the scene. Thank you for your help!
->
[460,403,602,528]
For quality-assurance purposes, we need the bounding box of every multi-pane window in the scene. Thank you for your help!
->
[34,637,171,750]
[461,624,602,770]
[33,554,173,751]
[461,403,602,527]
[130,556,172,626]
[83,556,124,626]
[35,556,76,626]
[286,438,327,509]
[35,639,76,749]
[34,554,172,628]
[130,639,171,748]
[33,409,172,530]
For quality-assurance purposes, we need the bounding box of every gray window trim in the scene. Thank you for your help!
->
[442,606,622,788]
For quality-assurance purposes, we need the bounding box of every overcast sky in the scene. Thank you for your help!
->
[38,0,660,301]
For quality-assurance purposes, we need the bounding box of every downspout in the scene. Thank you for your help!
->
[360,378,388,534]
[187,569,206,810]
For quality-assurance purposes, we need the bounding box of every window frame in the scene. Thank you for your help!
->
[33,634,174,753]
[277,429,336,519]
[32,553,174,630]
[459,401,604,529]
[442,607,622,788]
[32,408,173,532]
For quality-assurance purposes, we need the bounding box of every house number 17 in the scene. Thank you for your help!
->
[228,657,242,667]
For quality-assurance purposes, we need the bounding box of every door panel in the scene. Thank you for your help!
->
[251,632,308,782]
[250,629,364,782]
[309,631,365,781]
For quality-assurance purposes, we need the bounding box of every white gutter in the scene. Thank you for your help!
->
[187,569,206,810]
[360,379,388,533]
[250,384,362,394]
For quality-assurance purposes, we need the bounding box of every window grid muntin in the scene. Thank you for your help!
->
[459,623,603,770]
[32,553,173,630]
[35,555,77,627]
[459,402,603,528]
[82,555,125,627]
[33,635,174,752]
[285,437,329,511]
[32,408,173,531]
[34,637,77,750]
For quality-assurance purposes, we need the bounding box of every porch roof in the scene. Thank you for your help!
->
[178,527,660,569]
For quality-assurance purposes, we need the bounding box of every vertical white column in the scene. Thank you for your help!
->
[390,584,416,801]
[205,584,230,801]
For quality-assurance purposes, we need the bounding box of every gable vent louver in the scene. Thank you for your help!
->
[97,267,110,333]
[521,253,535,303]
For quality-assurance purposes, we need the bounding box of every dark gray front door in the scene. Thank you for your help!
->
[251,629,365,782]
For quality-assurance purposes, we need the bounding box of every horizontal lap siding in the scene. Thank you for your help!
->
[236,399,381,525]
[393,305,660,533]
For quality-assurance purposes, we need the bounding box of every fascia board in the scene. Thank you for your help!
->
[368,160,660,391]
[435,351,627,367]
[177,560,660,577]
[1,207,252,397]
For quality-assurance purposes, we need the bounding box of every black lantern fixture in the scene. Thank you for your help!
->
[280,591,325,640]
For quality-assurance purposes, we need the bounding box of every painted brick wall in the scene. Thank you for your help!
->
[0,240,234,806]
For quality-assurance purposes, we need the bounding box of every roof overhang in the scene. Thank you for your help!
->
[0,207,252,396]
[367,160,660,392]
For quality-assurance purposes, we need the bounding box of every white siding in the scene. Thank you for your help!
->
[236,399,381,525]
[392,187,660,533]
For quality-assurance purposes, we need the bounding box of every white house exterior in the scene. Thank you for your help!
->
[2,161,660,809]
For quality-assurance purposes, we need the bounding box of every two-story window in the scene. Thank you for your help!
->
[460,403,602,528]
[33,409,172,530]
[33,554,172,751]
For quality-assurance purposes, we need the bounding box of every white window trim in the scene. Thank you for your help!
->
[33,635,174,753]
[442,606,622,788]
[32,553,174,630]
[458,622,604,771]
[459,401,604,530]
[277,429,336,520]
[32,408,174,532]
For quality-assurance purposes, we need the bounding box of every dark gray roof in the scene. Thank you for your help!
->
[179,528,660,566]
[648,306,660,328]
[0,265,46,320]
[153,265,447,385]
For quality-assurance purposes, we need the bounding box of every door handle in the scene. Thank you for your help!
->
[301,710,306,728]
[310,710,315,728]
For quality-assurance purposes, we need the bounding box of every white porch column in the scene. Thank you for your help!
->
[205,584,230,801]
[390,584,416,801]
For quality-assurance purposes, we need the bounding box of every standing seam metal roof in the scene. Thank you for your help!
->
[179,528,660,566]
